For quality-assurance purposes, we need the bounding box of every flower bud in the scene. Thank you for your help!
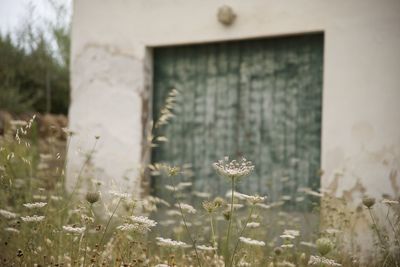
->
[362,197,376,209]
[274,247,283,256]
[316,237,333,256]
[223,210,231,221]
[85,191,100,204]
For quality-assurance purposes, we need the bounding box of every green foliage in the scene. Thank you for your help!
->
[0,2,70,114]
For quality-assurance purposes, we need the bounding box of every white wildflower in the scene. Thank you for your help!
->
[117,216,157,234]
[283,229,300,237]
[159,219,175,226]
[7,152,14,161]
[130,215,157,227]
[280,234,296,240]
[63,225,86,234]
[255,203,271,209]
[325,228,342,234]
[23,202,47,209]
[166,210,181,216]
[213,157,254,180]
[281,244,294,248]
[117,223,140,232]
[237,259,251,267]
[145,196,170,207]
[50,196,63,201]
[226,203,244,210]
[246,222,260,228]
[154,264,170,267]
[21,215,45,222]
[382,199,399,205]
[197,245,217,251]
[109,190,131,199]
[176,203,196,214]
[0,209,18,219]
[32,195,47,201]
[245,195,266,205]
[165,185,175,191]
[298,187,323,197]
[156,237,190,248]
[229,191,266,204]
[239,237,265,246]
[226,191,248,200]
[193,191,211,198]
[279,261,296,267]
[300,241,316,248]
[308,255,342,266]
[176,182,192,189]
[4,227,20,233]
[180,221,192,227]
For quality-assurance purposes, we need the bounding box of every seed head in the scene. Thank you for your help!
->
[85,191,100,204]
[202,200,216,213]
[362,197,376,208]
[213,157,254,180]
[316,237,333,256]
[274,247,283,256]
[213,197,225,207]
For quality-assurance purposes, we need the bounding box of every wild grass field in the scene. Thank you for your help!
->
[0,94,399,266]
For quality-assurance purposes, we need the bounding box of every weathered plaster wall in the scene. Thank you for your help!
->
[69,0,400,202]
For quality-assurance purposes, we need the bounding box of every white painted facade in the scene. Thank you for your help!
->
[68,0,400,204]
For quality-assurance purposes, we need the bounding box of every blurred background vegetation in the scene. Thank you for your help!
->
[0,0,70,115]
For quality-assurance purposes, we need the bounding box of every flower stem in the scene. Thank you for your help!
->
[98,198,122,249]
[225,178,235,265]
[169,175,202,267]
[210,213,217,248]
[230,205,255,267]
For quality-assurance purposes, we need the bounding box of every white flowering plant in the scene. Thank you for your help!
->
[0,96,399,267]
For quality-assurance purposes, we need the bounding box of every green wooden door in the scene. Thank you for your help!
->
[152,34,323,208]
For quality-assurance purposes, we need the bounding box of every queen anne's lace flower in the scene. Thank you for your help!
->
[197,245,217,251]
[308,255,342,266]
[382,199,399,205]
[21,215,45,222]
[62,225,86,234]
[23,202,47,209]
[300,241,316,248]
[225,191,267,205]
[117,216,157,234]
[283,229,300,237]
[239,237,265,246]
[109,190,131,199]
[4,227,20,233]
[280,234,296,240]
[246,222,260,228]
[213,157,254,180]
[156,237,190,248]
[166,210,181,216]
[0,209,18,219]
[175,203,196,214]
[130,216,157,227]
[245,195,266,205]
[117,223,139,232]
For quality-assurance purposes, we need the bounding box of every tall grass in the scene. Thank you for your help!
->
[0,101,399,266]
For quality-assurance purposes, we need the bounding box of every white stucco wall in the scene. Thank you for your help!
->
[69,0,400,203]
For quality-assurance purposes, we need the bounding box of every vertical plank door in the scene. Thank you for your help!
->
[152,34,323,209]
